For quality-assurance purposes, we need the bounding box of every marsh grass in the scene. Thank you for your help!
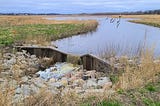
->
[101,42,160,90]
[99,42,144,59]
[22,88,81,106]
[112,15,160,28]
[67,54,81,64]
[117,47,160,90]
[0,16,98,46]
[99,31,160,91]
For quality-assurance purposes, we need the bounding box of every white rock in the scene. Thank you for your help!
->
[7,58,16,65]
[50,82,64,89]
[0,78,5,82]
[84,78,97,89]
[73,79,85,87]
[75,87,85,94]
[32,78,47,88]
[97,77,110,87]
[21,76,29,82]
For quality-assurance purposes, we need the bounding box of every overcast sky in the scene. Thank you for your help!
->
[0,0,160,13]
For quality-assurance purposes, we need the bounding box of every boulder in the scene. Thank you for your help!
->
[85,70,96,78]
[0,78,5,83]
[72,79,85,87]
[97,77,110,87]
[50,82,64,89]
[32,78,47,88]
[83,78,97,89]
[75,87,85,94]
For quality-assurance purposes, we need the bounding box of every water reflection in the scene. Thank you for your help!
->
[51,16,160,56]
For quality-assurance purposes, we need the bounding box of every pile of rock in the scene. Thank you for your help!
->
[0,50,40,78]
[0,51,113,104]
[34,63,113,95]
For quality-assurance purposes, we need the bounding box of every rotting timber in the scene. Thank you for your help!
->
[15,46,114,74]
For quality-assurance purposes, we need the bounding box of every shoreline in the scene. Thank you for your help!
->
[111,15,160,28]
[0,15,98,46]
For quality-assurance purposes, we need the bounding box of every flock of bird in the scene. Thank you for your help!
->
[106,15,121,28]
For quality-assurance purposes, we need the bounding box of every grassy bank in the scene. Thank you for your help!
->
[0,16,98,46]
[112,15,160,28]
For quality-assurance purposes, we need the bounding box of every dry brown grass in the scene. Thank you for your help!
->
[22,88,114,106]
[116,47,160,90]
[0,15,97,26]
[111,14,160,19]
[0,90,12,106]
[111,15,160,27]
[0,15,98,46]
[21,88,80,106]
[0,84,15,106]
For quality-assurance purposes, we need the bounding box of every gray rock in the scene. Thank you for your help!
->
[0,78,5,83]
[15,87,21,94]
[32,78,47,88]
[8,79,18,89]
[13,94,25,103]
[72,79,85,87]
[30,55,37,61]
[83,78,97,89]
[97,77,110,87]
[0,71,11,77]
[21,76,29,82]
[75,87,85,94]
[51,82,64,89]
[3,53,15,59]
[30,84,40,93]
[20,60,27,64]
[15,85,31,96]
[82,75,91,80]
[2,63,10,70]
[7,58,16,65]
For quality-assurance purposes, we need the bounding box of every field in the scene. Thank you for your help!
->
[112,15,160,28]
[0,15,98,46]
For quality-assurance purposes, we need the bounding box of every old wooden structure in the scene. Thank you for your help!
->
[80,54,113,74]
[15,46,114,74]
[15,46,67,63]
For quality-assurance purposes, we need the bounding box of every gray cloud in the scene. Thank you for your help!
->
[0,0,160,13]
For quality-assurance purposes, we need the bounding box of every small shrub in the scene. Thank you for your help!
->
[117,89,124,94]
[97,100,122,106]
[145,84,156,92]
[0,34,14,46]
[110,75,119,84]
[142,97,160,106]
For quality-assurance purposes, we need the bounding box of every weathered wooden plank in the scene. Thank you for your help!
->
[15,46,116,75]
[15,46,67,62]
[80,54,114,74]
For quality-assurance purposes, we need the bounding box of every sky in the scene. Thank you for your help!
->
[0,0,160,14]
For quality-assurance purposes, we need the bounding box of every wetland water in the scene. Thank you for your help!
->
[51,16,160,56]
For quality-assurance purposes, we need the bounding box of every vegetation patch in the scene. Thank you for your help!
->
[0,16,98,46]
[111,15,160,28]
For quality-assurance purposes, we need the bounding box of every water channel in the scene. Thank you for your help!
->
[51,16,160,56]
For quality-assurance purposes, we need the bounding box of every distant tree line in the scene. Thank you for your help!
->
[90,9,160,15]
[122,9,160,15]
[0,13,60,15]
[0,9,160,15]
